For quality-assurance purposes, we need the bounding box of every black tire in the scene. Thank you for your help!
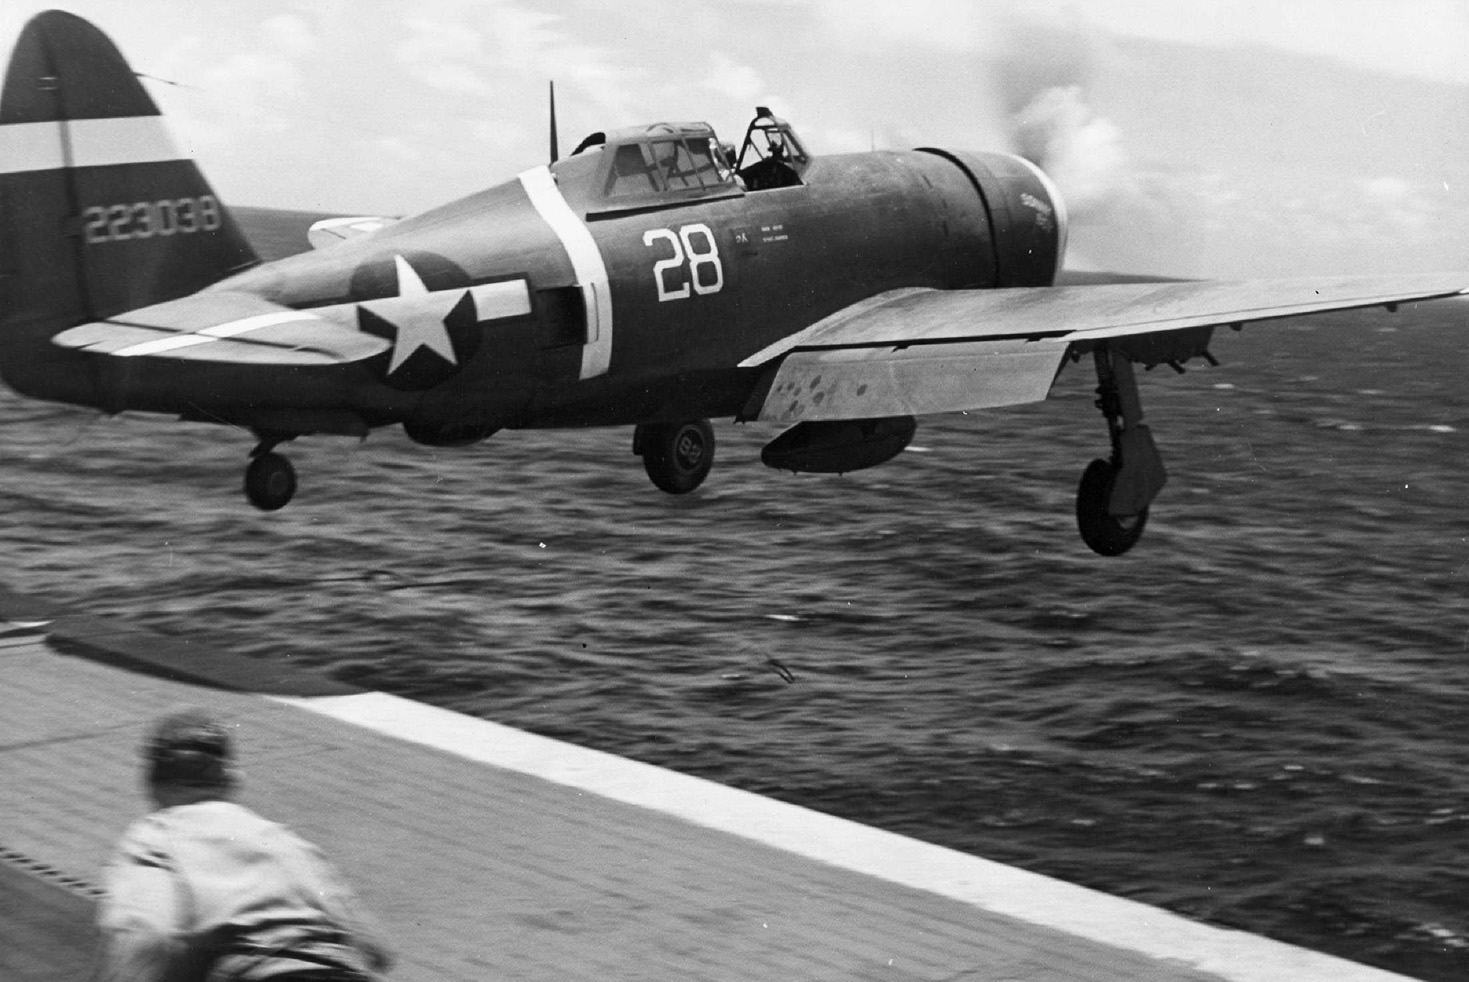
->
[1076,458,1147,557]
[638,419,715,494]
[244,452,297,511]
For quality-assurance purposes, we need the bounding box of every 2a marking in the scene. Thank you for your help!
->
[643,224,723,302]
[83,196,222,244]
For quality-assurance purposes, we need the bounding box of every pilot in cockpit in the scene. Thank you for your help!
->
[737,108,805,192]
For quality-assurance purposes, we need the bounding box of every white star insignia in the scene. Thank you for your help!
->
[361,255,466,374]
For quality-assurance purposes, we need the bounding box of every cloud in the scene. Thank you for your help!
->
[396,17,492,97]
[260,14,317,58]
[1019,0,1469,85]
[373,135,426,165]
[1357,175,1434,236]
[10,0,1457,269]
[1063,165,1467,279]
[703,52,765,105]
[814,0,999,53]
[391,3,638,123]
[1360,175,1414,201]
[480,3,565,74]
[150,16,320,149]
[804,126,874,154]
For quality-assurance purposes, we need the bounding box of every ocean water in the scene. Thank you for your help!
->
[2,300,1466,980]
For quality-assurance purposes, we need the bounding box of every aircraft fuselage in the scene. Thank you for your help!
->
[3,136,1063,445]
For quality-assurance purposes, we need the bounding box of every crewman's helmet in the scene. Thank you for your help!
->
[145,708,234,789]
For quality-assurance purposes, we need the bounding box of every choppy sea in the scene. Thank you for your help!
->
[1,296,1465,980]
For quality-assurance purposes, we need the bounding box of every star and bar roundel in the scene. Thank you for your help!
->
[350,251,531,391]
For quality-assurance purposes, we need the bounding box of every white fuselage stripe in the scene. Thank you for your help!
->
[469,280,532,321]
[517,166,612,380]
[274,690,1408,982]
[0,116,184,174]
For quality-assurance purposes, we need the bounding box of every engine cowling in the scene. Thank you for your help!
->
[761,417,917,474]
[920,148,1068,288]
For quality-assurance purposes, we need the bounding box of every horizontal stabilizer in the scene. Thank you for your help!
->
[53,292,388,366]
[307,215,400,249]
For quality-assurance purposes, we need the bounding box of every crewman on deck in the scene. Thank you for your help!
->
[95,708,393,981]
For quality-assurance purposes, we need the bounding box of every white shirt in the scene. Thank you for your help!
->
[96,799,391,981]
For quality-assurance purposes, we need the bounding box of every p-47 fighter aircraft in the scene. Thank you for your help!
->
[1,13,1463,555]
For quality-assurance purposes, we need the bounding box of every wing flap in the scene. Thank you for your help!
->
[53,291,388,365]
[755,339,1064,423]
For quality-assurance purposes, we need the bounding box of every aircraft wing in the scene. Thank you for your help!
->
[740,274,1466,423]
[52,291,388,366]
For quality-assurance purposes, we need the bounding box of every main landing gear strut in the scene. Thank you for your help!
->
[1076,345,1167,557]
[634,419,715,494]
[244,433,298,511]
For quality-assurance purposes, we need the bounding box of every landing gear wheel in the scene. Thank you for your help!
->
[1076,458,1147,557]
[636,419,715,494]
[244,452,297,511]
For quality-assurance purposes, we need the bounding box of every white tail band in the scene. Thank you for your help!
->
[0,116,183,174]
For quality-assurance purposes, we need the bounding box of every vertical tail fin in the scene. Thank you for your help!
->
[0,10,257,341]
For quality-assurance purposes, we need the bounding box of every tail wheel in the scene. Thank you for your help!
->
[636,419,715,494]
[1076,458,1147,557]
[244,452,297,511]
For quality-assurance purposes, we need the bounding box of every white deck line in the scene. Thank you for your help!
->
[276,690,1413,982]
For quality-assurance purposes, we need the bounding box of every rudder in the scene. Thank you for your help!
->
[0,10,257,342]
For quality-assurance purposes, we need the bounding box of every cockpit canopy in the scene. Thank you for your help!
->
[567,110,811,214]
[584,122,740,210]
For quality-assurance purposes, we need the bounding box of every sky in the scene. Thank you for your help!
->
[2,0,1467,278]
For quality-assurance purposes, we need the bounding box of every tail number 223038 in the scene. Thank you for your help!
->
[643,224,723,302]
[83,196,223,244]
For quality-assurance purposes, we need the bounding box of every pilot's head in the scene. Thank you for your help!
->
[144,708,237,806]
